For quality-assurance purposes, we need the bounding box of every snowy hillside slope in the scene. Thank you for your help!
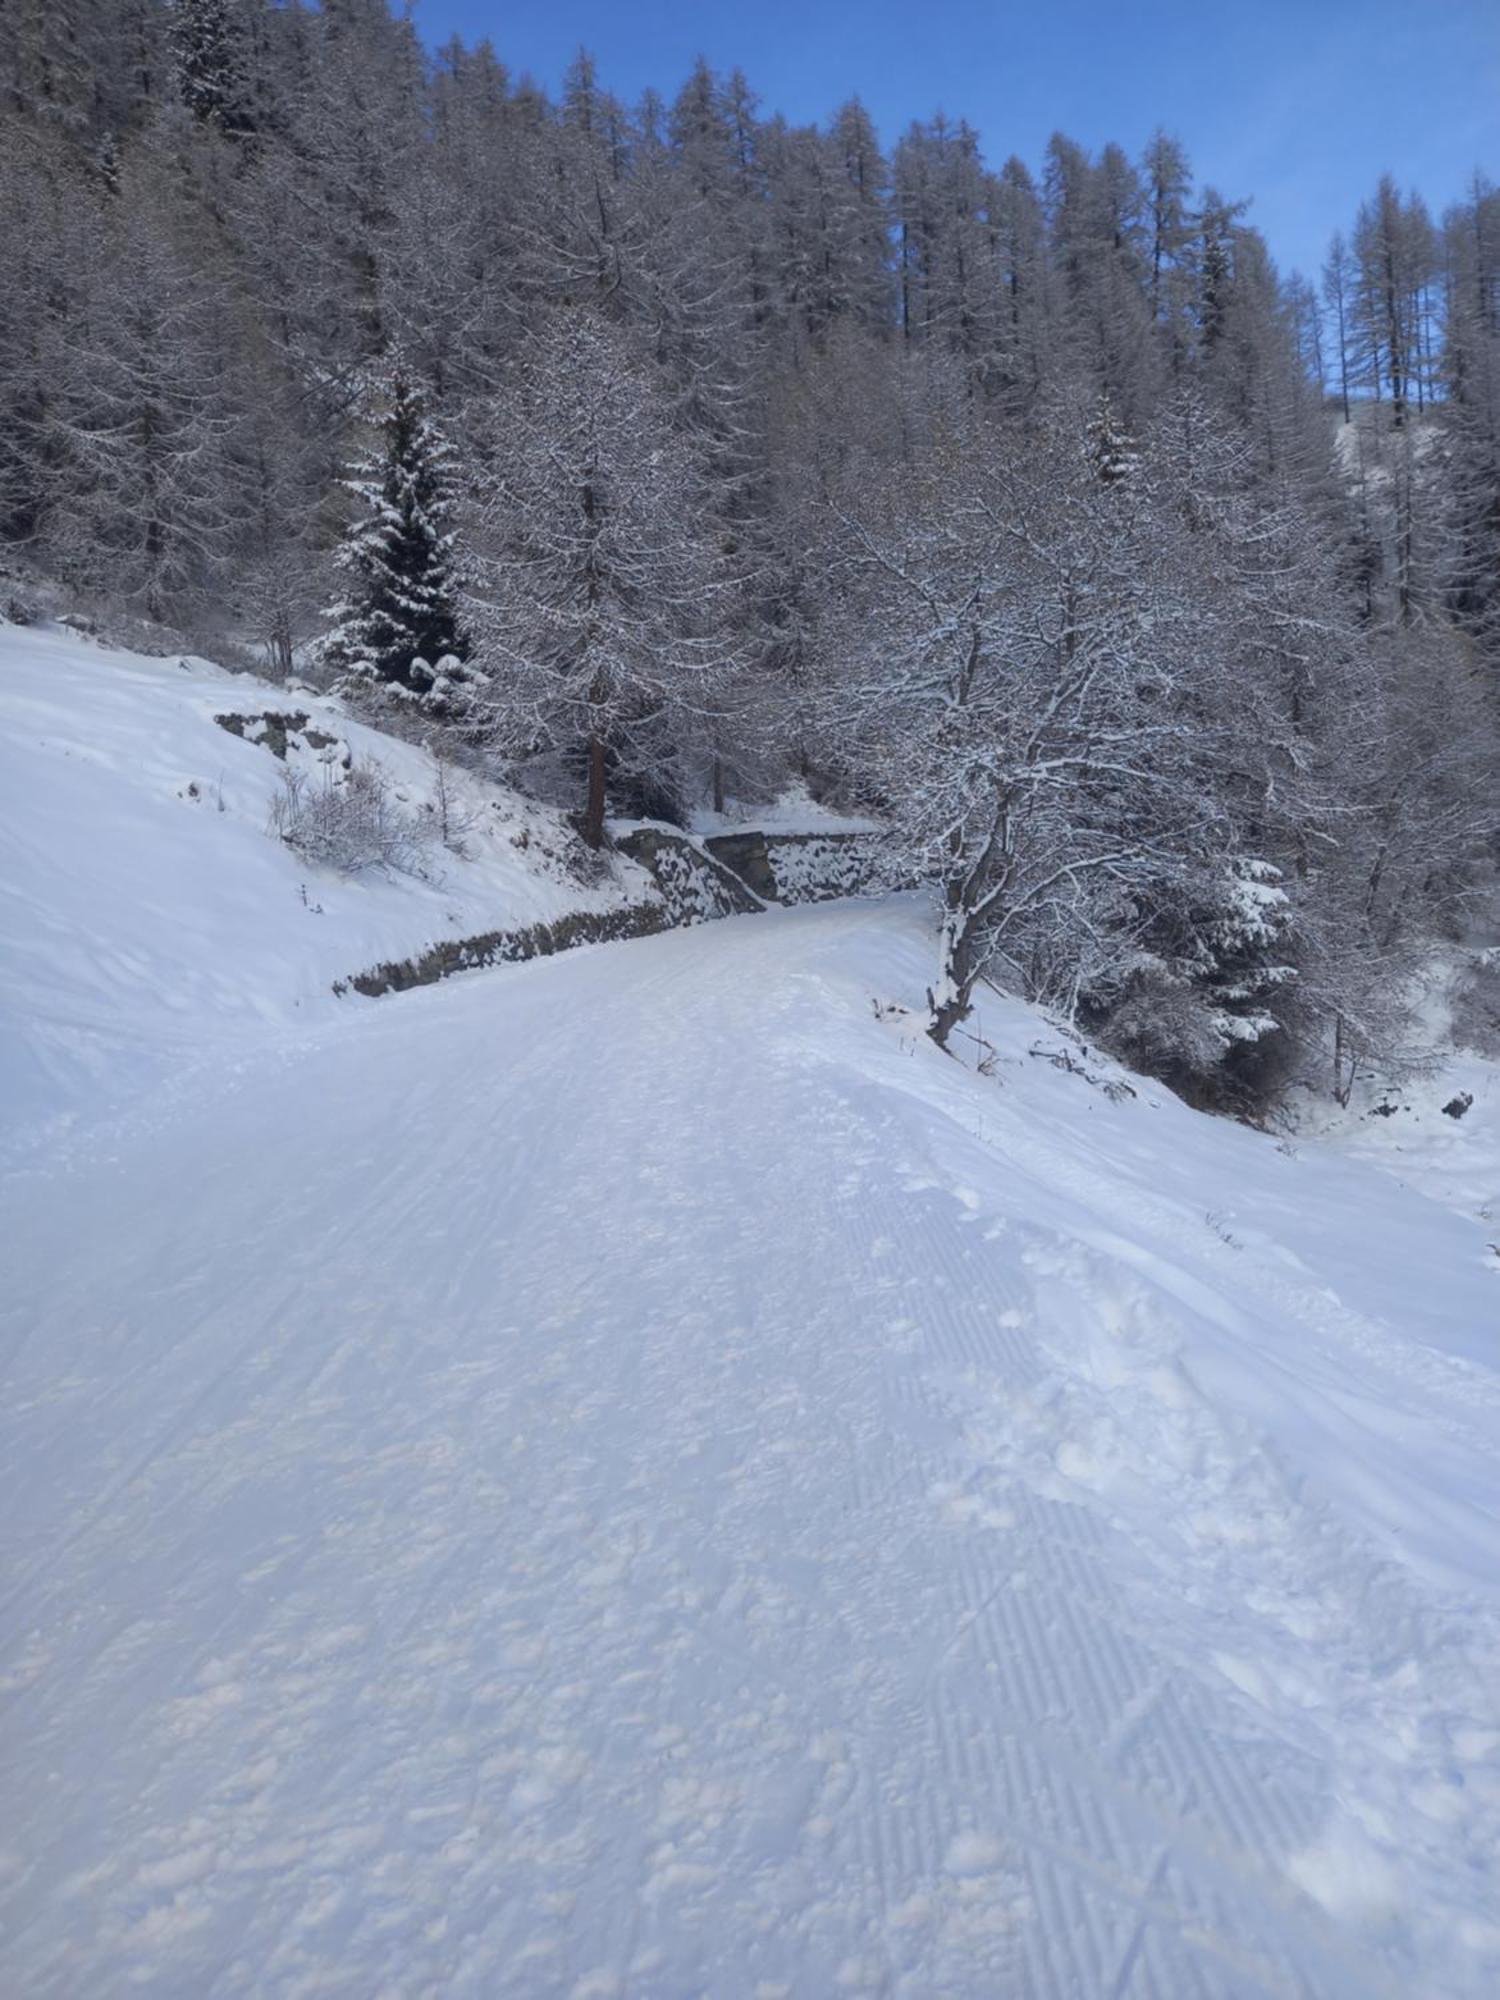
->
[1298,948,1500,1233]
[1342,1052,1500,1230]
[3,870,1500,1994]
[0,623,656,1162]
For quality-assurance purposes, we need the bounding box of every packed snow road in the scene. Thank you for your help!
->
[3,901,1500,1997]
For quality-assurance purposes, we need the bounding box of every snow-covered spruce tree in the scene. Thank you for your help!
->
[1082,386,1320,1101]
[470,309,751,847]
[168,0,251,133]
[321,360,472,710]
[1093,860,1296,1107]
[1086,392,1138,484]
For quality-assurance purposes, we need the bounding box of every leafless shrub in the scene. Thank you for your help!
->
[430,758,482,858]
[269,758,433,876]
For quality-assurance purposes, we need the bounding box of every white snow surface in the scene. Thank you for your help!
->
[4,631,1500,1998]
[688,783,883,838]
[1294,949,1500,1234]
[0,624,651,1166]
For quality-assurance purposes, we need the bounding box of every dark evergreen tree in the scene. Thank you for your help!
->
[322,361,470,698]
[169,0,251,132]
[1087,392,1137,483]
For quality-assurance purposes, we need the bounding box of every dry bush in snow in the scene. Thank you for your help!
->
[269,758,433,877]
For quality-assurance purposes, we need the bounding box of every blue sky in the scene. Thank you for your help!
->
[411,0,1498,282]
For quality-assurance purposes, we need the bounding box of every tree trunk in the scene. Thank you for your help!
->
[927,906,981,1049]
[1333,1010,1353,1108]
[584,732,607,849]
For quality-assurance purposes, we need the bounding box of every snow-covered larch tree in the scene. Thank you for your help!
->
[472,309,751,845]
[35,155,245,625]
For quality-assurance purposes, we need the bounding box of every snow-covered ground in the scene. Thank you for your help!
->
[0,625,653,1166]
[3,628,1500,1997]
[1296,950,1500,1236]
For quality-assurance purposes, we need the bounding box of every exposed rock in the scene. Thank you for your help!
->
[704,828,901,904]
[616,826,762,923]
[215,711,348,764]
[337,901,669,999]
[702,831,779,902]
[339,824,900,1003]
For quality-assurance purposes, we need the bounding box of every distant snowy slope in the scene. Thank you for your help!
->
[0,624,651,1160]
[3,889,1499,1998]
[1302,948,1500,1232]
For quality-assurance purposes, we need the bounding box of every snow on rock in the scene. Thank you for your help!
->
[2,855,1500,1995]
[689,782,883,839]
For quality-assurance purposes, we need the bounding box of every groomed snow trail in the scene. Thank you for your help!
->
[3,902,1500,1998]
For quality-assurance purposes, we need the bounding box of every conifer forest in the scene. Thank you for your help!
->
[4,2,1498,1100]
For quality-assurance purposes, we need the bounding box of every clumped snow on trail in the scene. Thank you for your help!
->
[3,631,1500,1998]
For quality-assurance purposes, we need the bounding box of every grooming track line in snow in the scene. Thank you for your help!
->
[3,635,1500,1997]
